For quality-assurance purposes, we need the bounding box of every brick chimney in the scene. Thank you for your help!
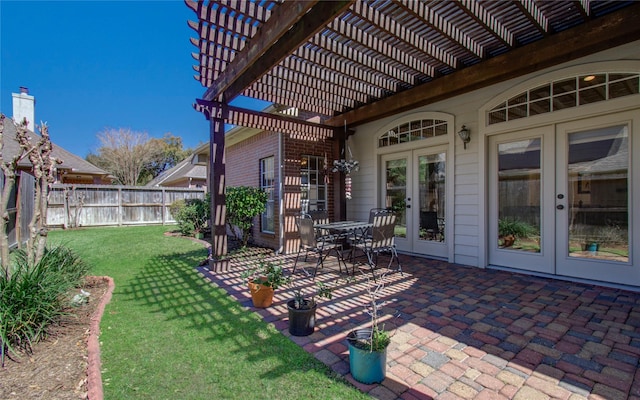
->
[12,86,35,131]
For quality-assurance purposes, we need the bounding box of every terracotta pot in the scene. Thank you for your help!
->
[248,280,274,308]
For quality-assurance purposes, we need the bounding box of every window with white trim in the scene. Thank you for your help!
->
[300,155,327,213]
[379,119,447,148]
[488,73,640,125]
[260,156,275,233]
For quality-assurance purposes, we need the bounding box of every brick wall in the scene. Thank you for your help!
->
[282,134,336,254]
[226,130,339,254]
[227,131,280,249]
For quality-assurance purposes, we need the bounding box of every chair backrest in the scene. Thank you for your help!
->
[371,209,397,249]
[296,214,317,248]
[420,211,439,231]
[308,209,329,224]
[368,208,386,223]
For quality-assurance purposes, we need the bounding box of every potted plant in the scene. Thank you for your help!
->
[287,281,333,336]
[346,274,392,384]
[241,258,288,308]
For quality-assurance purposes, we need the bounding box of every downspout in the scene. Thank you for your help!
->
[277,131,285,254]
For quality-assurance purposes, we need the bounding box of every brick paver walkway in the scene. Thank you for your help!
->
[197,250,640,400]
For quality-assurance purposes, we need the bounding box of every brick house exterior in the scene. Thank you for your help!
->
[227,126,337,254]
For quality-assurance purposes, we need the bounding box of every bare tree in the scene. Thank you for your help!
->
[94,128,162,186]
[15,120,61,265]
[64,186,85,228]
[0,115,60,272]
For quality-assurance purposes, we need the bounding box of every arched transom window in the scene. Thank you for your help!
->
[488,72,639,125]
[379,119,447,148]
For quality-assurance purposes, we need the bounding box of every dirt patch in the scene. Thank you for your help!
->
[0,276,110,400]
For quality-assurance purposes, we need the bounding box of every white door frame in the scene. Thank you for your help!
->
[554,111,638,285]
[479,61,640,286]
[373,112,455,261]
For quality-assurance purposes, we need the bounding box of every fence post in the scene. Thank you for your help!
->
[118,187,122,226]
[162,188,166,225]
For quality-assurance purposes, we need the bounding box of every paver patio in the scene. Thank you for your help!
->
[197,250,640,400]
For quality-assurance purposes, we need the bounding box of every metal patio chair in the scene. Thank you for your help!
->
[292,214,347,278]
[353,209,402,280]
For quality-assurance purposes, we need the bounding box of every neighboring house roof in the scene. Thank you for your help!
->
[2,118,111,179]
[146,151,207,187]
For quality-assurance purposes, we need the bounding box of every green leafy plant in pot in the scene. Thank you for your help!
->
[241,258,289,308]
[346,272,392,384]
[287,281,333,336]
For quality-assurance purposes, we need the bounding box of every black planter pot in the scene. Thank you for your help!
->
[287,299,317,336]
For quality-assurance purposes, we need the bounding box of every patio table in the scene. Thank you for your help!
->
[315,221,373,272]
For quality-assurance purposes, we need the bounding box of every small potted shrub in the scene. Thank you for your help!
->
[287,282,333,336]
[241,259,288,308]
[346,274,392,384]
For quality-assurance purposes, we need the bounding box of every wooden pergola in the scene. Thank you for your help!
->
[184,0,640,259]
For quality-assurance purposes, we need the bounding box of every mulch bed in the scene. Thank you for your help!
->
[0,276,110,400]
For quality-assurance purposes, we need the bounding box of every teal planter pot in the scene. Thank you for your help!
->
[347,329,387,384]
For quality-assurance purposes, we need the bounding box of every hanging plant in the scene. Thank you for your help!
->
[332,159,359,174]
[332,145,359,174]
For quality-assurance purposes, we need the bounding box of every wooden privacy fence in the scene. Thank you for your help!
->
[47,184,206,228]
[1,171,36,249]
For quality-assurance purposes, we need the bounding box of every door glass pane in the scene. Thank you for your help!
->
[385,159,407,238]
[497,139,542,252]
[418,153,445,242]
[568,126,629,262]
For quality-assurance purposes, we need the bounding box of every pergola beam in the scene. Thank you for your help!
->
[202,0,354,103]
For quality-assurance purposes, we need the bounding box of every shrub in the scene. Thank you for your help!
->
[226,186,268,247]
[498,218,538,238]
[168,199,186,219]
[171,195,210,236]
[1,245,91,359]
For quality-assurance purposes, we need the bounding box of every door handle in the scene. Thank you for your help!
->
[556,204,564,210]
[406,205,411,208]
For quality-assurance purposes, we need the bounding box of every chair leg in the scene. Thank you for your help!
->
[293,247,313,277]
[292,247,303,275]
[392,246,402,275]
[312,250,324,279]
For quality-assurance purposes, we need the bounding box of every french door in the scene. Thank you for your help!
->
[488,110,638,285]
[381,147,447,258]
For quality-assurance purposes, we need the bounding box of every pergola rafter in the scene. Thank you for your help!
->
[515,0,549,36]
[457,0,515,52]
[398,0,484,61]
[325,16,438,79]
[202,0,354,103]
[309,32,416,87]
[293,44,402,93]
[350,1,458,70]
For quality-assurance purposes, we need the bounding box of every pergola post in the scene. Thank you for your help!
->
[207,106,228,270]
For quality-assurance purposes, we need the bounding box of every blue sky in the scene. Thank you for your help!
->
[1,0,260,157]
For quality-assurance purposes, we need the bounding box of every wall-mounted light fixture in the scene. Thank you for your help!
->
[458,125,471,149]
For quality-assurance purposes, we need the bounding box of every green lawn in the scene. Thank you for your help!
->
[49,226,367,400]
